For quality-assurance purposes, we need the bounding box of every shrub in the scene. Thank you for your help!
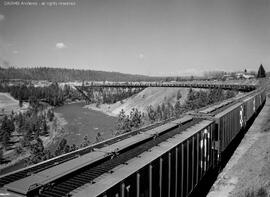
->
[257,187,267,197]
[243,187,268,197]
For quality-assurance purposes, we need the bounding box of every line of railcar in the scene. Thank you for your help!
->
[1,116,199,196]
[79,82,256,92]
[68,88,265,197]
[0,87,265,197]
[0,114,182,188]
[72,120,215,197]
[199,88,265,159]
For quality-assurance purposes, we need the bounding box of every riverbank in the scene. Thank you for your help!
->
[207,94,270,197]
[0,93,28,114]
[0,113,67,174]
[0,92,18,103]
[40,112,67,148]
[0,98,67,174]
[84,87,190,117]
[84,103,120,117]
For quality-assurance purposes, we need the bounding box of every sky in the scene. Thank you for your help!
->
[0,0,269,76]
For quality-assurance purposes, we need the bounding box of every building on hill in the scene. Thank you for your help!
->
[236,73,255,79]
[222,72,255,80]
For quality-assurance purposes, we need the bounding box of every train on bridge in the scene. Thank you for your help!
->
[0,85,266,197]
[78,81,257,92]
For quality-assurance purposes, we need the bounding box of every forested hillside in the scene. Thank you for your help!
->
[0,67,162,82]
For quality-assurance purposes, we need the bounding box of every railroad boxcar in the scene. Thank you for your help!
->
[214,88,266,159]
[242,95,256,122]
[72,120,216,197]
[0,116,196,197]
[241,89,263,122]
[254,89,265,109]
[244,89,266,119]
[214,102,244,155]
[0,87,266,197]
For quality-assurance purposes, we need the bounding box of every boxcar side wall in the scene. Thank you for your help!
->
[216,88,266,159]
[74,121,216,197]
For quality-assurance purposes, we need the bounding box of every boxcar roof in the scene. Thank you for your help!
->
[72,120,214,197]
[4,151,106,195]
[100,116,192,153]
[199,100,233,114]
[214,101,243,119]
[3,116,194,195]
[171,115,193,125]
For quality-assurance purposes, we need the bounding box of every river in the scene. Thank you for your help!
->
[0,102,117,175]
[54,102,117,146]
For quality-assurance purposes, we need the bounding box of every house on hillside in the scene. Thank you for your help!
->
[222,72,255,80]
[236,73,255,79]
[222,74,234,80]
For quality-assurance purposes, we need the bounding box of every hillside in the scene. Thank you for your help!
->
[0,67,163,82]
[0,93,20,115]
[85,87,193,116]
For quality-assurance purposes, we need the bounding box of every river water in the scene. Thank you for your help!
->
[54,102,117,146]
[0,102,117,175]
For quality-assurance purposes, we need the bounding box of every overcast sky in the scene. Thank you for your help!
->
[0,0,269,76]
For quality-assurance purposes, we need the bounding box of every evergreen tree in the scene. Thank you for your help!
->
[41,120,48,135]
[1,131,10,150]
[95,132,103,143]
[0,115,14,149]
[225,90,236,99]
[174,101,181,117]
[27,137,45,164]
[208,89,224,104]
[47,109,54,121]
[115,108,143,132]
[70,144,77,151]
[167,103,174,117]
[197,90,209,108]
[185,88,196,110]
[17,112,25,130]
[129,108,142,128]
[55,138,68,156]
[161,103,167,120]
[116,109,126,131]
[257,64,266,78]
[156,105,162,120]
[176,90,182,100]
[147,105,157,123]
[1,115,14,133]
[81,135,91,147]
[21,122,32,147]
[64,145,70,153]
[123,115,131,132]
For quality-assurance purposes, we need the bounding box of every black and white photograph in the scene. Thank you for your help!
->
[0,0,269,196]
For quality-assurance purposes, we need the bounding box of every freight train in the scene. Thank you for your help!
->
[0,87,266,197]
[79,81,256,92]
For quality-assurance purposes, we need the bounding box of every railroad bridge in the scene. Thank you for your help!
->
[77,81,256,91]
[0,81,266,197]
